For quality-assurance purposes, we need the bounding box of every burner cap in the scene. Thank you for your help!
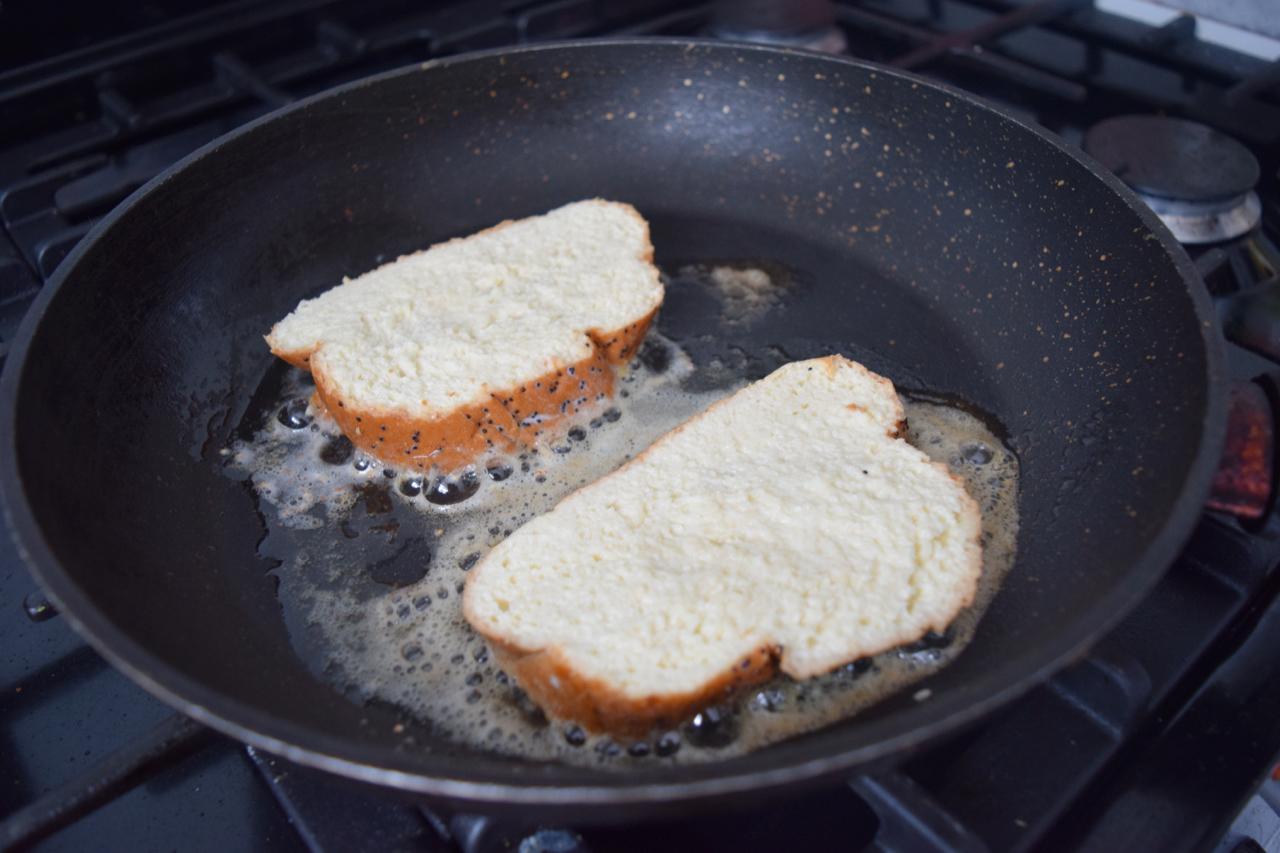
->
[1083,115,1259,203]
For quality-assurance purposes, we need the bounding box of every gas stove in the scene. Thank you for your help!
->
[3,2,1280,852]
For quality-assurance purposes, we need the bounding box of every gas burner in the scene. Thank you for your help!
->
[707,0,847,54]
[1083,115,1261,245]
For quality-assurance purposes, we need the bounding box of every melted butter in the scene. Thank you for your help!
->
[228,335,1019,768]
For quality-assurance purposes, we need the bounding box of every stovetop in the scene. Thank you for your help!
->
[4,2,1280,852]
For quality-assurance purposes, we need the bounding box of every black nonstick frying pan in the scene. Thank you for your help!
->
[0,39,1225,822]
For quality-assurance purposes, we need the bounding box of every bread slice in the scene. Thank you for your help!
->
[266,200,663,472]
[462,355,983,738]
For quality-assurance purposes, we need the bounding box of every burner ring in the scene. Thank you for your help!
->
[1084,115,1262,244]
[1137,190,1262,244]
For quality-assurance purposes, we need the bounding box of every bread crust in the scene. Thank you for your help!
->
[484,638,779,739]
[275,310,657,473]
[266,200,661,473]
[462,355,986,740]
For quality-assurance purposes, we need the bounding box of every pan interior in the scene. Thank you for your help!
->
[4,41,1217,800]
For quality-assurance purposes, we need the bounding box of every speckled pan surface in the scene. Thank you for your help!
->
[0,40,1225,820]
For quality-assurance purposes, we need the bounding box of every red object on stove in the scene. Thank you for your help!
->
[1207,382,1273,519]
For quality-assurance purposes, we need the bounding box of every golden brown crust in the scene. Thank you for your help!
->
[272,307,657,473]
[267,200,660,474]
[487,639,778,739]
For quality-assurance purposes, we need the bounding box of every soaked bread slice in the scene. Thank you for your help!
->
[266,200,663,473]
[462,355,983,739]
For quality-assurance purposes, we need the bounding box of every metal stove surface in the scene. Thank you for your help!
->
[3,2,1280,852]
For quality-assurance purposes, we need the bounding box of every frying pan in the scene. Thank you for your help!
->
[0,39,1225,821]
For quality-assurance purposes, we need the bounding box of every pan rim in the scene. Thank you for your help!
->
[0,37,1229,809]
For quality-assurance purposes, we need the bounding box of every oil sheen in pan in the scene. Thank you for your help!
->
[227,272,1020,767]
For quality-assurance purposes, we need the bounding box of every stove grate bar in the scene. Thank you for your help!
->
[835,3,1087,101]
[836,0,1280,144]
[247,747,453,853]
[869,516,1275,853]
[1042,550,1280,851]
[851,770,990,853]
[0,712,209,853]
[887,0,1090,70]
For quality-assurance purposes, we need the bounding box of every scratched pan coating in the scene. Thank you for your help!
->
[0,40,1225,821]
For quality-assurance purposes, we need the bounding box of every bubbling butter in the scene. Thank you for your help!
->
[229,332,1018,767]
